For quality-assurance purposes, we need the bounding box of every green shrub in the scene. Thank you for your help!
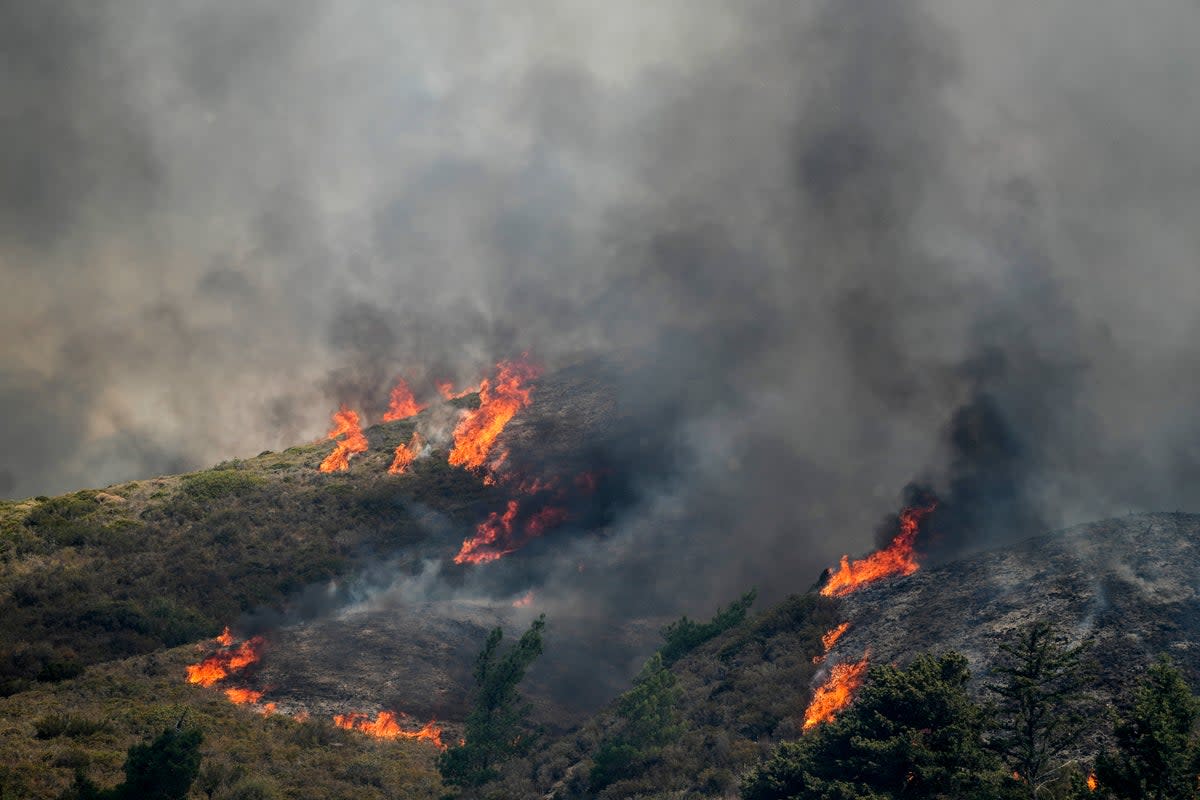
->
[179,471,262,501]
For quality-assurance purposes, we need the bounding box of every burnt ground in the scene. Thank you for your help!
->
[829,512,1200,727]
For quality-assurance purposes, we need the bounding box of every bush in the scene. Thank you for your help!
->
[661,590,756,665]
[180,471,262,501]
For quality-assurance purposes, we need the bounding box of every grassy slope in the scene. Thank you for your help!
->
[0,643,444,799]
[0,399,486,697]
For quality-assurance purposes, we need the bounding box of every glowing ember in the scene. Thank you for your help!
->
[185,636,264,687]
[820,503,937,597]
[215,627,235,647]
[382,378,426,422]
[1087,773,1098,792]
[333,711,446,748]
[437,379,480,400]
[319,406,369,473]
[802,655,869,731]
[813,622,851,664]
[388,431,424,475]
[448,359,540,472]
[512,590,534,608]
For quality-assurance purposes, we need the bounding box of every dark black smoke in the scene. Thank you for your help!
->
[4,0,1200,633]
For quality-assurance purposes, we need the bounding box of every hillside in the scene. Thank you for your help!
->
[2,359,1199,799]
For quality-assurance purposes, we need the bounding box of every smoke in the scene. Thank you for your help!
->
[5,0,1200,626]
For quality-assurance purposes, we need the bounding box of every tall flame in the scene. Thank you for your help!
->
[820,503,936,597]
[382,378,426,421]
[333,710,446,748]
[388,431,424,475]
[319,406,369,473]
[215,626,235,647]
[185,636,265,687]
[803,655,869,730]
[448,359,540,472]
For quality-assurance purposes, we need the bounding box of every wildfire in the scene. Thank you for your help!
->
[512,590,535,608]
[215,626,235,647]
[319,406,369,473]
[388,431,424,475]
[456,500,519,565]
[813,622,851,664]
[802,655,869,731]
[185,636,265,687]
[333,711,446,748]
[382,378,426,422]
[448,359,540,472]
[820,503,937,597]
[453,497,569,565]
[437,379,481,400]
[1087,773,1098,792]
[224,687,263,705]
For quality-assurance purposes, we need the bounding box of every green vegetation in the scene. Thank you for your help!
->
[986,621,1092,798]
[660,590,756,665]
[438,615,547,790]
[0,419,493,698]
[1096,655,1200,799]
[588,653,682,792]
[743,653,998,799]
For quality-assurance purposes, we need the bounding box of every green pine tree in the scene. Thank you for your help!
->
[589,652,683,791]
[1095,655,1200,800]
[437,614,546,788]
[986,621,1092,798]
[742,652,999,800]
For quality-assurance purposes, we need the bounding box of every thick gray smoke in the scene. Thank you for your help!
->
[4,0,1200,619]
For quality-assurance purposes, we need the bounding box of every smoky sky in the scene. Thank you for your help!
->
[4,1,1200,615]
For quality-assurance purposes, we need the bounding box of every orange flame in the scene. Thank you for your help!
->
[802,655,869,731]
[224,687,264,705]
[388,431,424,475]
[185,636,265,687]
[382,378,426,422]
[813,622,851,664]
[455,500,518,565]
[1087,773,1098,792]
[333,711,446,748]
[215,627,235,647]
[820,503,937,597]
[448,359,540,472]
[319,406,369,473]
[512,591,534,608]
[453,498,568,565]
[437,379,480,400]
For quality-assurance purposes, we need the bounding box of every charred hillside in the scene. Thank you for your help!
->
[485,512,1200,798]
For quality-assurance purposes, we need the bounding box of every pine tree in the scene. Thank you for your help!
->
[987,621,1091,798]
[589,653,683,791]
[742,652,998,800]
[437,615,546,788]
[1095,655,1200,800]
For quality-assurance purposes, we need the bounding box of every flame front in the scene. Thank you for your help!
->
[223,687,264,705]
[215,626,235,647]
[455,500,519,565]
[319,406,369,473]
[382,378,426,422]
[185,636,265,687]
[813,622,851,664]
[820,503,936,597]
[333,710,446,748]
[803,655,869,730]
[388,431,424,475]
[448,359,540,472]
[1087,773,1098,792]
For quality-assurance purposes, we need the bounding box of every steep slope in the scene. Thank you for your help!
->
[490,512,1200,798]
